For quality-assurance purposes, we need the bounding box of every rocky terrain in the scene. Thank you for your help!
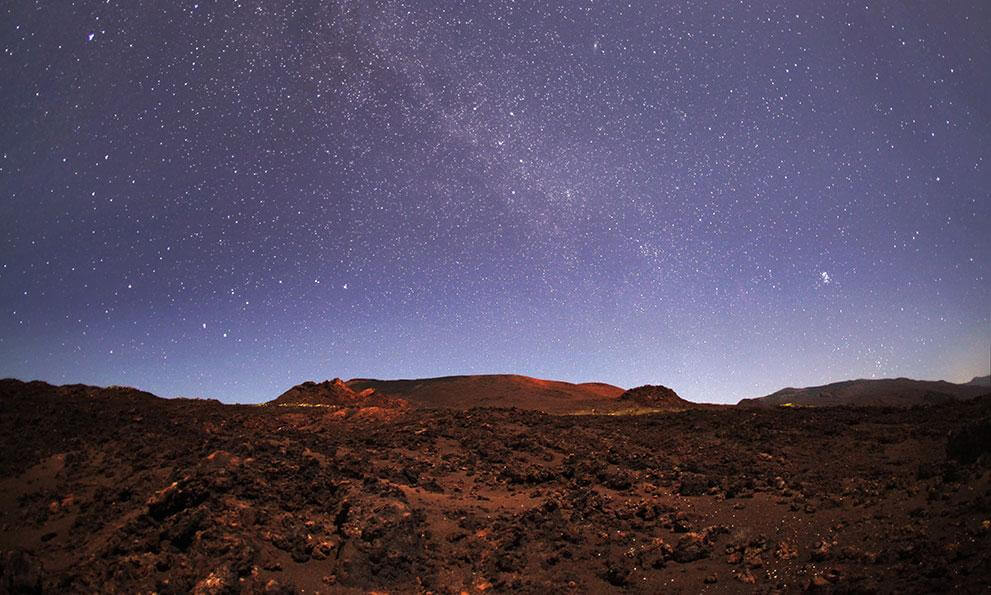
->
[739,377,990,408]
[1,377,990,593]
[268,379,409,413]
[615,385,704,412]
[269,379,377,407]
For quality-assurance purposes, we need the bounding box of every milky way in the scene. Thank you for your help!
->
[1,2,988,403]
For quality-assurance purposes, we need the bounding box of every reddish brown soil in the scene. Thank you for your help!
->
[1,378,990,593]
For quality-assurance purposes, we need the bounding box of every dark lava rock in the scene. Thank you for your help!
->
[146,478,208,521]
[599,466,633,490]
[602,561,631,586]
[947,419,991,465]
[678,472,712,496]
[0,550,43,594]
[618,385,696,409]
[672,534,710,563]
[4,377,991,592]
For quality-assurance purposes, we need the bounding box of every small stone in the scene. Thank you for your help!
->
[743,548,763,568]
[775,541,799,560]
[192,566,233,595]
[736,569,756,585]
[672,533,710,563]
[264,578,297,595]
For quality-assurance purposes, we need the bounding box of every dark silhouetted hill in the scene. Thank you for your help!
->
[738,377,989,408]
[965,375,991,387]
[618,384,702,410]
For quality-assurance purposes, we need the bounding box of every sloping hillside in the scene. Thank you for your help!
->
[739,377,989,408]
[966,375,991,387]
[268,378,406,409]
[346,374,625,414]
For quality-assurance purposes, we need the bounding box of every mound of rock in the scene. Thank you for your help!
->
[269,378,366,406]
[618,385,695,409]
[268,378,406,409]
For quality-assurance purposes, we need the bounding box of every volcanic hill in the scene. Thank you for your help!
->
[616,384,702,411]
[269,378,371,406]
[966,375,991,387]
[345,374,626,414]
[739,377,990,408]
[267,378,410,415]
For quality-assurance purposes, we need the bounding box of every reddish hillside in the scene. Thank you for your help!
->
[346,374,625,414]
[268,378,406,409]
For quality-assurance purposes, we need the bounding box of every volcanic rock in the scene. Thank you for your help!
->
[268,378,368,406]
[3,377,991,592]
[268,378,407,411]
[618,384,697,409]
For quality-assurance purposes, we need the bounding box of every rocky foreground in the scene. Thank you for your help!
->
[1,378,990,593]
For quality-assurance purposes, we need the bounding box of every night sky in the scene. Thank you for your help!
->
[1,2,988,404]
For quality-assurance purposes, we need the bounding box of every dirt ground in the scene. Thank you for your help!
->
[1,378,990,593]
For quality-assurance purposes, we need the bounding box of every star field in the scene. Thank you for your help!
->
[1,1,988,403]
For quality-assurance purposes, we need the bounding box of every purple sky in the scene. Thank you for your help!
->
[1,1,988,403]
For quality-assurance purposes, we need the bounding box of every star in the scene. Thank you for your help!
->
[0,1,985,403]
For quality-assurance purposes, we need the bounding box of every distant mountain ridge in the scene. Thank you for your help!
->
[0,378,161,403]
[738,377,990,408]
[965,375,991,387]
